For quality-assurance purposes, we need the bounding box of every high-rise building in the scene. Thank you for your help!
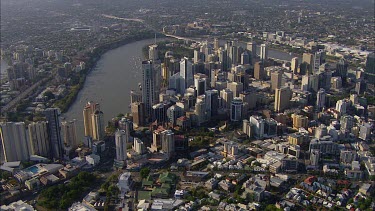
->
[167,105,184,126]
[0,122,30,162]
[194,73,207,96]
[130,90,142,103]
[335,99,350,114]
[133,138,145,154]
[271,71,283,90]
[44,108,63,160]
[254,61,265,80]
[115,130,128,162]
[220,88,233,109]
[302,53,314,74]
[240,51,250,65]
[180,57,193,93]
[310,149,320,166]
[274,87,291,112]
[83,101,100,137]
[148,44,159,61]
[364,52,375,84]
[301,74,319,92]
[316,88,326,110]
[195,96,207,125]
[161,130,175,157]
[118,118,133,132]
[340,115,354,132]
[291,57,299,73]
[230,97,243,121]
[246,42,257,63]
[61,120,78,148]
[313,51,325,73]
[359,123,372,141]
[249,115,265,139]
[205,89,219,118]
[131,102,145,127]
[260,44,268,61]
[152,103,168,123]
[292,114,308,129]
[28,121,50,157]
[336,59,348,80]
[142,60,158,117]
[227,82,243,97]
[214,38,220,50]
[91,110,105,141]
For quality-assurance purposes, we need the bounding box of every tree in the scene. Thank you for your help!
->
[140,167,150,178]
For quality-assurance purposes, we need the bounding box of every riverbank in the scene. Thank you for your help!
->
[54,31,164,113]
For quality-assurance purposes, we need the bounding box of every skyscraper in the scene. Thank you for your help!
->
[227,81,243,97]
[83,101,100,137]
[115,130,128,162]
[0,122,30,162]
[148,44,159,61]
[142,60,157,117]
[316,88,326,110]
[246,42,257,63]
[180,57,193,93]
[260,44,268,61]
[61,120,78,148]
[336,59,348,80]
[194,73,207,96]
[91,110,105,141]
[274,87,291,112]
[167,105,184,126]
[291,57,299,74]
[131,102,145,127]
[205,89,219,118]
[364,52,375,84]
[220,88,234,109]
[254,61,265,80]
[302,53,314,74]
[161,130,175,157]
[28,121,50,157]
[44,108,63,160]
[230,97,243,121]
[271,71,283,90]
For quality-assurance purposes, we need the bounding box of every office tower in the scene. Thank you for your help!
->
[340,150,357,164]
[292,114,308,129]
[131,102,145,127]
[28,121,50,157]
[340,115,354,132]
[355,79,366,95]
[214,38,219,50]
[205,89,219,118]
[246,42,257,63]
[142,60,157,117]
[310,149,320,166]
[301,74,319,92]
[167,105,184,126]
[359,123,372,140]
[318,70,332,90]
[161,130,175,157]
[271,71,283,90]
[264,119,277,137]
[195,96,207,125]
[291,57,299,73]
[250,115,265,139]
[230,97,243,121]
[220,88,234,109]
[315,124,328,139]
[302,53,314,74]
[118,117,133,132]
[151,103,167,123]
[350,93,358,105]
[336,59,348,80]
[335,99,350,114]
[83,101,100,137]
[239,91,256,109]
[240,51,250,65]
[260,44,268,61]
[133,138,145,154]
[0,122,30,162]
[148,44,159,61]
[194,73,207,96]
[115,130,128,162]
[130,90,142,103]
[331,77,342,90]
[44,108,63,160]
[364,52,375,84]
[180,57,193,93]
[316,88,326,110]
[227,81,243,97]
[228,45,238,66]
[274,87,291,112]
[61,120,78,148]
[254,61,265,80]
[194,49,203,63]
[91,110,105,141]
[314,51,325,73]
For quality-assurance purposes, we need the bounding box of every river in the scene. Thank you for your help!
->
[64,38,296,140]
